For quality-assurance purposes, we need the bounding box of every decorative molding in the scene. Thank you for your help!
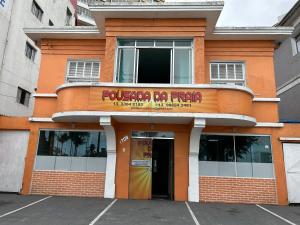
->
[56,82,254,96]
[29,117,53,122]
[279,137,300,142]
[99,116,116,199]
[188,118,205,202]
[255,122,284,128]
[33,93,57,98]
[52,111,257,126]
[253,98,280,102]
[213,27,294,35]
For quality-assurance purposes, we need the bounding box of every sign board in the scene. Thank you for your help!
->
[131,160,151,167]
[89,87,218,113]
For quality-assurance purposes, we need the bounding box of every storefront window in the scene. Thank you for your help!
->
[199,134,274,178]
[35,130,107,172]
[37,130,107,157]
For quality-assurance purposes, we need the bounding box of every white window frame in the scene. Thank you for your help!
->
[114,39,194,85]
[66,59,100,83]
[16,87,31,107]
[25,42,36,62]
[31,0,43,22]
[210,62,246,86]
[296,35,300,53]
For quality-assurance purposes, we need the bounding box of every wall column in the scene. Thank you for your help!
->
[100,116,116,199]
[188,118,205,202]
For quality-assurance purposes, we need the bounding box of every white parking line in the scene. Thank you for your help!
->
[0,196,52,219]
[256,204,297,225]
[185,201,200,225]
[89,199,118,225]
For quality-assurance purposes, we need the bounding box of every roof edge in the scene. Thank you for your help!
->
[277,0,300,26]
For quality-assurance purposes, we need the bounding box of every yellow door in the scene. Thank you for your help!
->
[129,138,152,200]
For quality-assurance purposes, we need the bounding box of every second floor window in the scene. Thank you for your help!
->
[31,0,43,21]
[25,42,36,61]
[65,7,72,26]
[210,62,245,86]
[16,87,30,106]
[66,60,100,83]
[116,39,193,84]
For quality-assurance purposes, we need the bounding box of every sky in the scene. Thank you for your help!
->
[217,0,298,26]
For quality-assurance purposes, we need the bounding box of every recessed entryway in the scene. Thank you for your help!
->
[128,131,174,200]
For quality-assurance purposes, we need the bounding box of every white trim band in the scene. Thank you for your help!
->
[33,93,57,98]
[279,137,300,142]
[56,82,254,96]
[255,122,284,128]
[29,117,53,122]
[253,98,280,102]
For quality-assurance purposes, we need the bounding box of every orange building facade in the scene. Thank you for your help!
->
[11,1,300,205]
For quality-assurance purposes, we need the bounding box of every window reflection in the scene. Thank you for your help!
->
[37,130,107,157]
[199,135,234,162]
[199,134,273,178]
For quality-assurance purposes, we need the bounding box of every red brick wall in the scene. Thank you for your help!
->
[200,176,277,204]
[31,171,105,197]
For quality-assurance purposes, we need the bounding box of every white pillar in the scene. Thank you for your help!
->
[100,116,116,199]
[188,118,205,202]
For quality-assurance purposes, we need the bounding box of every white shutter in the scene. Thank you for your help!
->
[66,60,100,82]
[219,64,226,79]
[68,62,77,77]
[210,62,245,86]
[210,64,218,79]
[76,62,84,77]
[84,62,92,77]
[92,62,100,77]
[235,64,244,80]
[227,64,235,79]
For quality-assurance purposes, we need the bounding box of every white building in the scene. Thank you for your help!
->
[76,0,96,26]
[0,0,75,116]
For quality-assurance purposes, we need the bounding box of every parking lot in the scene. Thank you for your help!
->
[0,194,299,225]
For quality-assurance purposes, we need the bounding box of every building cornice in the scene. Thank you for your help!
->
[207,27,294,41]
[24,27,102,41]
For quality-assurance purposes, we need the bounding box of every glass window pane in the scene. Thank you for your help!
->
[175,40,192,47]
[251,136,272,163]
[37,130,107,158]
[118,40,135,46]
[199,135,234,162]
[235,136,254,162]
[236,136,272,163]
[118,48,135,83]
[136,40,154,47]
[155,40,173,47]
[37,131,56,156]
[174,49,192,84]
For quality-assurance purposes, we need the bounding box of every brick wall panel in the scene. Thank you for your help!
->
[31,171,105,197]
[200,176,277,204]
